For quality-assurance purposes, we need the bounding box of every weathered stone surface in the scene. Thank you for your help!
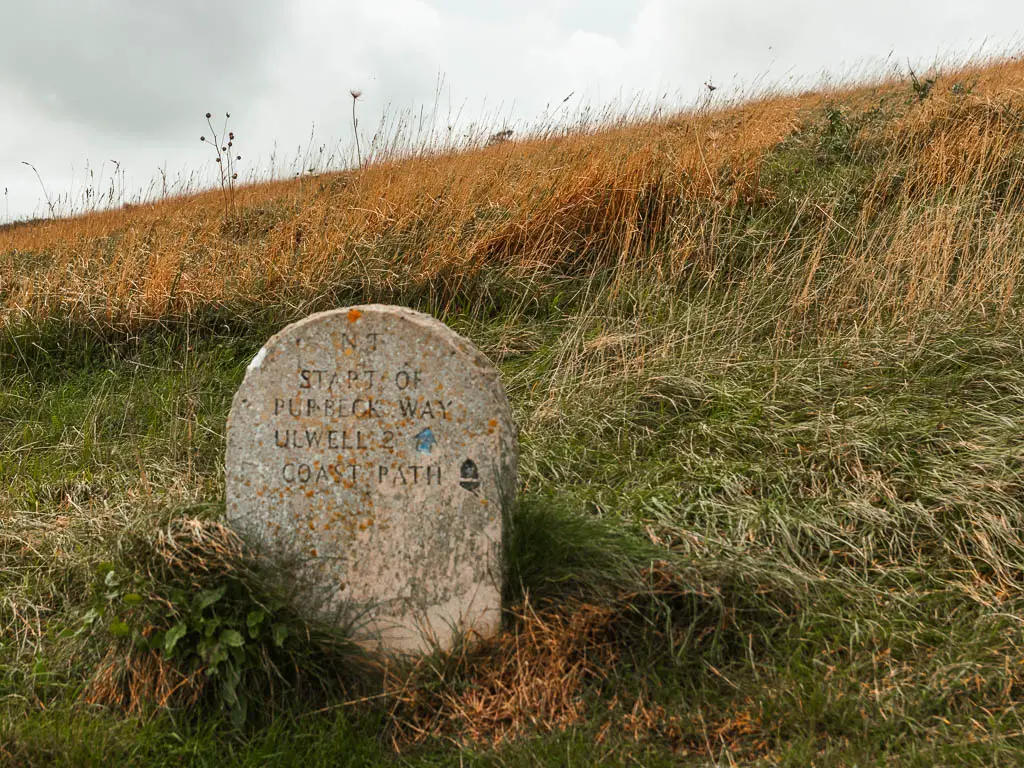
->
[225,305,517,652]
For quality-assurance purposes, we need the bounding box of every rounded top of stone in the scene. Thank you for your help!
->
[243,303,498,377]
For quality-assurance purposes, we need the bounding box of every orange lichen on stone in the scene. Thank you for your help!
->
[347,308,363,322]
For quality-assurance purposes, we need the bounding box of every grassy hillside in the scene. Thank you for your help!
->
[5,57,1024,765]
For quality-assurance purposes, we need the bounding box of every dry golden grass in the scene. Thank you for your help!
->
[0,95,787,322]
[5,57,1024,334]
[0,64,1000,324]
[85,646,205,715]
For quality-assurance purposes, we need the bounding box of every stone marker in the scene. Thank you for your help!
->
[225,305,517,652]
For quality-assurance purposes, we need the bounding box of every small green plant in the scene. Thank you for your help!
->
[819,105,859,161]
[908,64,937,102]
[951,78,978,97]
[69,529,342,728]
[200,112,243,219]
[76,561,292,725]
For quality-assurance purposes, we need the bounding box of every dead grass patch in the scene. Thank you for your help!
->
[84,646,205,714]
[385,600,620,748]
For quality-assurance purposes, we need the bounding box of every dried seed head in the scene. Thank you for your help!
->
[215,157,221,163]
[205,112,211,118]
[232,173,238,179]
[350,89,362,99]
[236,155,241,160]
[226,112,230,118]
[228,132,234,140]
[200,136,205,141]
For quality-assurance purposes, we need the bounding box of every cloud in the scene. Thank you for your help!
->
[0,0,287,137]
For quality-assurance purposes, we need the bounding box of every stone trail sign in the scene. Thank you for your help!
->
[225,305,517,652]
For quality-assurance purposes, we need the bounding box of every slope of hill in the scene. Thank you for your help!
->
[4,57,1024,765]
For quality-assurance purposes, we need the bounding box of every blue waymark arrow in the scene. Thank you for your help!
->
[414,428,436,454]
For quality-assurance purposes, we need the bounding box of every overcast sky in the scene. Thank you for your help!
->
[2,1,1022,222]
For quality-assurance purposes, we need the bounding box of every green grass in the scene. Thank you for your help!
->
[7,84,1024,764]
[6,291,1024,764]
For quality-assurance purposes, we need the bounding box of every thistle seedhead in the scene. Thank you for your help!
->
[200,110,240,220]
[350,89,362,100]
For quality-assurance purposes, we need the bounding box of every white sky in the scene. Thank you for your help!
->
[1,0,1022,222]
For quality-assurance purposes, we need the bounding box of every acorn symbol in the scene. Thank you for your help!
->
[459,459,480,493]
